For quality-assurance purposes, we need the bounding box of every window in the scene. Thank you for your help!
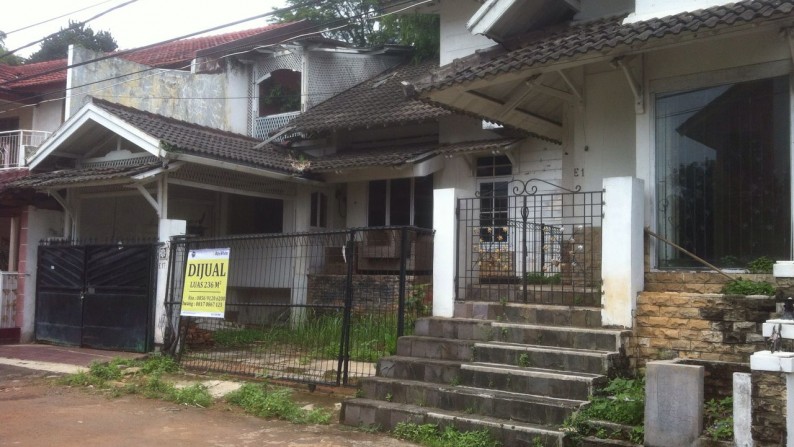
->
[227,195,283,235]
[310,192,327,228]
[655,76,790,268]
[258,69,301,116]
[367,175,433,228]
[477,155,512,243]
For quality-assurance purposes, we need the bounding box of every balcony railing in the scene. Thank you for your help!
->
[253,111,300,141]
[0,130,51,168]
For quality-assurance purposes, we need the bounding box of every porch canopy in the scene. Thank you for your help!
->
[406,0,794,142]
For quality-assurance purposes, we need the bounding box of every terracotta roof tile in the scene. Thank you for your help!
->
[4,161,162,190]
[90,98,302,175]
[289,59,450,134]
[305,138,519,172]
[0,23,295,90]
[414,0,794,93]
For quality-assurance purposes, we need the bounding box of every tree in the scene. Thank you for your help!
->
[272,0,439,61]
[0,31,23,65]
[27,21,117,63]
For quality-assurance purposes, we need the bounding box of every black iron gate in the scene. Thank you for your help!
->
[457,179,604,304]
[35,242,156,352]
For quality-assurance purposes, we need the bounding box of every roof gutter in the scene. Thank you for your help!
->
[162,152,325,186]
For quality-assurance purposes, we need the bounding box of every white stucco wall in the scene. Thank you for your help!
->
[625,0,734,23]
[31,96,64,132]
[439,0,496,65]
[20,208,64,341]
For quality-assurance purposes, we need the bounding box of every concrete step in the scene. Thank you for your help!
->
[376,355,462,385]
[473,341,619,375]
[396,336,474,361]
[459,363,607,401]
[465,284,601,307]
[490,322,631,352]
[359,377,585,426]
[412,317,628,351]
[455,301,602,327]
[341,398,567,447]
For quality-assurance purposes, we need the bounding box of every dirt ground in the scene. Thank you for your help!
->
[0,363,417,447]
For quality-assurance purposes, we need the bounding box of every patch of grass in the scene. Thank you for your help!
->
[392,422,501,447]
[722,279,775,295]
[224,383,332,424]
[704,397,733,441]
[525,273,561,285]
[562,376,645,444]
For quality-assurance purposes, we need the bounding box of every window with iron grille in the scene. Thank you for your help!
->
[477,155,512,243]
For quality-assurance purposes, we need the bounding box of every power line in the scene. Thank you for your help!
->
[1,0,139,58]
[4,0,118,35]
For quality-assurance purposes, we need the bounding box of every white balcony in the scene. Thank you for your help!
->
[0,130,51,168]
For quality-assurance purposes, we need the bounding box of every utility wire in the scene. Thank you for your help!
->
[2,0,139,58]
[3,0,118,35]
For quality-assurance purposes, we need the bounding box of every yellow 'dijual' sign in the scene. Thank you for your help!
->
[180,248,230,318]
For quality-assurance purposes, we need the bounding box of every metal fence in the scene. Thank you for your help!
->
[0,272,18,328]
[163,226,433,386]
[457,179,603,305]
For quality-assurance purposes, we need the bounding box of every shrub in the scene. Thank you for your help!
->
[722,279,775,295]
[747,256,774,274]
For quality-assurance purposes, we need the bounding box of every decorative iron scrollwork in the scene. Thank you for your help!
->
[475,178,581,197]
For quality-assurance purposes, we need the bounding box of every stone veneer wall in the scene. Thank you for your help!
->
[634,292,781,446]
[633,292,775,367]
[752,371,786,447]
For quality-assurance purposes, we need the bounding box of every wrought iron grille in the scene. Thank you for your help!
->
[163,226,433,387]
[457,179,603,306]
[0,273,18,328]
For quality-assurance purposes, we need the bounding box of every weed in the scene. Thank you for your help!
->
[225,383,332,424]
[532,436,543,447]
[449,376,461,386]
[525,273,561,285]
[385,392,393,402]
[561,376,645,444]
[747,256,774,274]
[392,422,501,447]
[517,353,531,368]
[722,279,775,295]
[704,397,733,441]
[355,388,365,398]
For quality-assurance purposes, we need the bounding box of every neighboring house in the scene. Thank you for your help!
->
[0,17,446,349]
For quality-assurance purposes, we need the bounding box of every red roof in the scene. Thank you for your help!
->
[0,22,295,91]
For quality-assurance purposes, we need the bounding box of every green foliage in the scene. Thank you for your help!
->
[517,352,531,368]
[525,273,561,285]
[225,383,331,424]
[28,20,117,63]
[704,397,733,441]
[747,256,774,274]
[562,376,645,444]
[271,1,439,61]
[392,422,501,447]
[0,31,23,65]
[722,279,775,296]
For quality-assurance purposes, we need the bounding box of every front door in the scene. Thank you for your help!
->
[35,244,155,352]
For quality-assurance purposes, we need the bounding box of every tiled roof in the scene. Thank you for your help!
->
[0,23,293,90]
[413,0,794,93]
[4,161,162,190]
[90,98,301,175]
[288,59,450,134]
[305,138,519,172]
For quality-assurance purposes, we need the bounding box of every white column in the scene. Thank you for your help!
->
[601,177,644,327]
[432,188,462,318]
[154,219,186,345]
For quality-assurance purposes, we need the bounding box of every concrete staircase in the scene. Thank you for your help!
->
[340,287,631,446]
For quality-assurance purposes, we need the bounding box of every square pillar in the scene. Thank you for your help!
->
[433,188,463,318]
[601,177,644,327]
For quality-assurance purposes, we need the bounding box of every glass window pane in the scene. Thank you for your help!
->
[655,76,790,268]
[368,180,387,227]
[390,178,411,226]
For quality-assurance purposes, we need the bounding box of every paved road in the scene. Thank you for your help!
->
[0,364,417,447]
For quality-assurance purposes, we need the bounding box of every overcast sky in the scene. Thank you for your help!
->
[1,0,289,58]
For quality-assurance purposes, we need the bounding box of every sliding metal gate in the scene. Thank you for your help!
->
[35,242,156,352]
